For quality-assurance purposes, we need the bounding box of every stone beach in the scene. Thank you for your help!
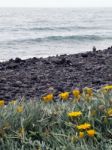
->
[0,47,112,101]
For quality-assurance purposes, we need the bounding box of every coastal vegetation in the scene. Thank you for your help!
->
[0,85,112,150]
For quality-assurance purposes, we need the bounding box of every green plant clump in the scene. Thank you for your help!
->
[0,88,112,150]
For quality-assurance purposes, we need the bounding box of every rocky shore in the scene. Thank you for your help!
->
[0,47,112,101]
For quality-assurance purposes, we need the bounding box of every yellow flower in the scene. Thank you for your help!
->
[68,111,82,118]
[102,85,112,90]
[72,89,80,99]
[0,100,5,107]
[79,132,84,138]
[16,106,24,113]
[76,123,91,130]
[87,129,96,137]
[18,127,25,137]
[42,94,53,102]
[9,100,16,105]
[59,92,69,100]
[107,108,112,117]
[84,87,93,96]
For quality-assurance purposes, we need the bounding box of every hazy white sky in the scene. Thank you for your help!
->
[0,0,112,7]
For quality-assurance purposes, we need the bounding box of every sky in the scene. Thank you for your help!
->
[0,0,112,7]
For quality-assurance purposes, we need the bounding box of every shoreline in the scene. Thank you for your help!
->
[0,46,112,101]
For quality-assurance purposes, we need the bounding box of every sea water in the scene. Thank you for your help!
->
[0,8,112,61]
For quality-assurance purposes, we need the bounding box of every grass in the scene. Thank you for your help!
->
[0,87,112,150]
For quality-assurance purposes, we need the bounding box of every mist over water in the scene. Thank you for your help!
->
[0,8,112,61]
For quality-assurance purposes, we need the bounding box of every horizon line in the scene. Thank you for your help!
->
[0,6,112,8]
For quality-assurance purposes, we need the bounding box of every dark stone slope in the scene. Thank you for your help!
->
[0,47,112,101]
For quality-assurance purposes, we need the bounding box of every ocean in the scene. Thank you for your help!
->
[0,8,112,61]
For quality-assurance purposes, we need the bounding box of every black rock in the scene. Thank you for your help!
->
[81,53,88,58]
[15,57,22,63]
[13,81,22,87]
[0,47,112,100]
[6,63,19,69]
